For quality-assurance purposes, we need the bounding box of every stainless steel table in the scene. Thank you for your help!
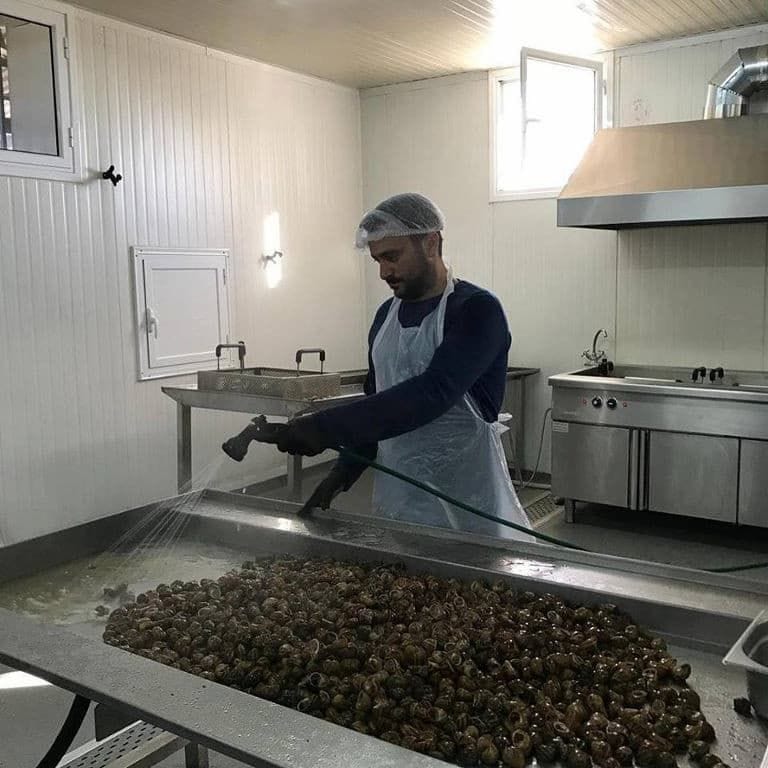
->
[0,489,766,768]
[162,382,365,499]
[163,367,540,500]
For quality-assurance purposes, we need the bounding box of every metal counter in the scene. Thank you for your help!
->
[549,364,768,407]
[0,490,766,766]
[549,364,768,525]
[163,375,365,499]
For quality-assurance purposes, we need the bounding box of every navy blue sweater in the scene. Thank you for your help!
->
[312,280,511,482]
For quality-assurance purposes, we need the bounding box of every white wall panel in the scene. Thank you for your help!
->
[359,92,393,315]
[617,30,768,126]
[226,59,364,371]
[360,74,492,321]
[617,225,767,369]
[0,11,363,546]
[492,199,616,469]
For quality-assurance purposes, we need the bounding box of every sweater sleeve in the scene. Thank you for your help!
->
[312,293,510,450]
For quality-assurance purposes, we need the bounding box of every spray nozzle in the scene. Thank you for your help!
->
[222,416,284,462]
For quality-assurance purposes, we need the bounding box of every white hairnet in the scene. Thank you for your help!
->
[355,192,445,249]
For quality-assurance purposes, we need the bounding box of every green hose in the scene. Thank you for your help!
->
[340,448,587,551]
[703,561,768,574]
[338,449,768,575]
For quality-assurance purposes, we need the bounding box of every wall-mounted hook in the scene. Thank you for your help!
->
[709,366,725,383]
[101,165,122,187]
[261,250,283,264]
[692,366,707,382]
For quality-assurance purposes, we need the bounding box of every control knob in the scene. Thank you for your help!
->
[607,397,618,410]
[591,396,602,408]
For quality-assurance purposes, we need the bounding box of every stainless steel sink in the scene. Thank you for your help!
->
[577,365,688,383]
[623,375,680,384]
[572,364,768,391]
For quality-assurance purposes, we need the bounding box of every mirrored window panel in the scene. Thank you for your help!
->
[0,12,57,156]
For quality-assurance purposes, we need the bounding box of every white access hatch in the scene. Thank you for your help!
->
[132,247,231,381]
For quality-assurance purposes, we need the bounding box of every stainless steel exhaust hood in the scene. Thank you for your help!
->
[558,46,768,230]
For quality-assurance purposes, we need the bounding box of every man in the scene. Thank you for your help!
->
[275,192,532,540]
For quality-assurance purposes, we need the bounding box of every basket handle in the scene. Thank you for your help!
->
[295,348,325,374]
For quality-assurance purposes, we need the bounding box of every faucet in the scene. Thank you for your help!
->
[582,329,608,365]
[691,366,707,382]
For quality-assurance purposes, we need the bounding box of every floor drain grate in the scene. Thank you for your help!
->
[525,494,563,529]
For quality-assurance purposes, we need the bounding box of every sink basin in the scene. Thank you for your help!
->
[576,365,688,383]
[559,364,768,391]
[623,376,680,385]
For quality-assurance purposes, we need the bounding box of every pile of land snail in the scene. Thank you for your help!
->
[103,557,730,767]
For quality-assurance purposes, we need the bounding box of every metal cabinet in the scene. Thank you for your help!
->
[648,432,738,522]
[739,440,768,528]
[552,423,630,508]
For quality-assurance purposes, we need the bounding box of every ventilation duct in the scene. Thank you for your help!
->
[704,45,768,119]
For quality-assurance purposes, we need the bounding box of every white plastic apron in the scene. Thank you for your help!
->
[371,276,534,541]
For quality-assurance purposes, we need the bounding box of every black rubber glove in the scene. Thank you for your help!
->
[297,464,354,517]
[275,416,331,457]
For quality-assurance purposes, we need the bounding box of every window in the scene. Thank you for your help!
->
[132,248,232,381]
[0,0,77,180]
[491,49,602,201]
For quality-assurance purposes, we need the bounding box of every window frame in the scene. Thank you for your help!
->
[0,0,79,181]
[490,48,603,203]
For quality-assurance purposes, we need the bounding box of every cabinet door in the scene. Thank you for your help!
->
[552,423,630,508]
[648,432,737,522]
[739,440,768,528]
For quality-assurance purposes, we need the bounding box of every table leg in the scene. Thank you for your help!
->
[505,428,524,485]
[565,499,576,523]
[287,454,303,501]
[177,403,192,494]
[518,378,527,478]
[185,743,210,768]
[505,378,525,484]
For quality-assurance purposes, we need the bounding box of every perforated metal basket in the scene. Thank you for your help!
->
[197,367,342,400]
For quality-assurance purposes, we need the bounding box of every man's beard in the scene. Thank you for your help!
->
[397,247,435,301]
[396,266,434,300]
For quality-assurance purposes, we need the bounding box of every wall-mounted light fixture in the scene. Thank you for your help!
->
[263,212,283,288]
[261,250,283,264]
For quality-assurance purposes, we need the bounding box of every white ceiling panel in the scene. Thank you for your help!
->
[70,0,768,87]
